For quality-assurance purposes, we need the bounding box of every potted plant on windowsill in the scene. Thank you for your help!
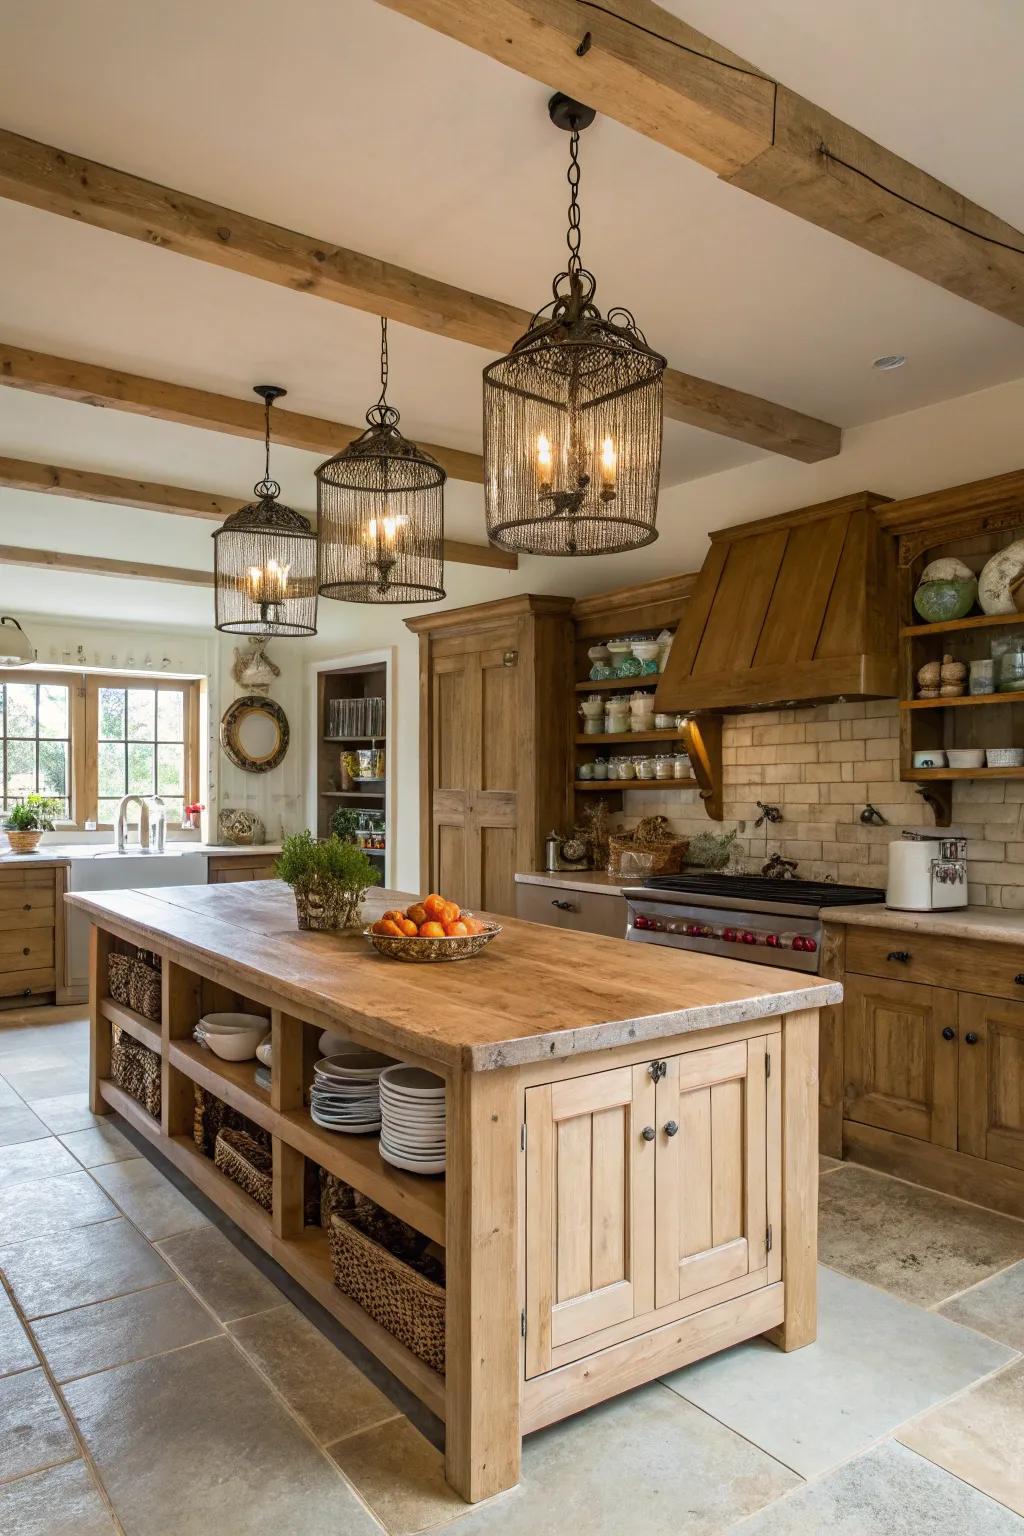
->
[4,795,63,854]
[277,830,379,932]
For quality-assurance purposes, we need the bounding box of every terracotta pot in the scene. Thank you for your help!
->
[6,830,42,854]
[292,880,362,932]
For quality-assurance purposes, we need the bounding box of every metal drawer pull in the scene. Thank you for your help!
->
[942,1027,956,1041]
[664,1120,679,1137]
[886,950,911,963]
[551,899,578,912]
[641,1125,656,1142]
[965,1032,980,1045]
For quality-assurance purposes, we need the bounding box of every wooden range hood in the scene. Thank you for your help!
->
[655,492,898,713]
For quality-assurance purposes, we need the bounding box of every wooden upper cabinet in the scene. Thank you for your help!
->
[958,994,1024,1172]
[844,973,958,1148]
[407,596,575,916]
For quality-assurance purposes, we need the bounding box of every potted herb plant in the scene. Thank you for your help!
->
[4,795,63,855]
[276,830,379,932]
[329,806,361,844]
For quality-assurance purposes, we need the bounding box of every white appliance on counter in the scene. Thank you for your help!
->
[64,851,208,1000]
[886,833,968,912]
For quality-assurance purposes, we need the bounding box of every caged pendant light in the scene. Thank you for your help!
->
[484,94,666,557]
[213,385,317,636]
[316,318,445,604]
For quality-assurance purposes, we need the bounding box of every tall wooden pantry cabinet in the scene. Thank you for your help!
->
[406,595,574,916]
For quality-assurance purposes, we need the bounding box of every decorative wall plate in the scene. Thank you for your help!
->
[220,695,289,773]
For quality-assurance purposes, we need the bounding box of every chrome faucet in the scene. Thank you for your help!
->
[115,794,167,853]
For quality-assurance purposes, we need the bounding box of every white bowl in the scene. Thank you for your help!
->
[255,1039,273,1067]
[912,750,946,769]
[204,1029,268,1062]
[986,747,1024,767]
[945,749,986,769]
[200,1012,268,1034]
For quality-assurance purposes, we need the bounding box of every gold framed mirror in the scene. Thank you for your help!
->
[220,695,290,773]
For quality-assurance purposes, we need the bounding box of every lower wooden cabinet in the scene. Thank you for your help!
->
[0,865,66,1007]
[843,973,958,1149]
[957,993,1024,1172]
[523,1033,780,1376]
[207,854,278,883]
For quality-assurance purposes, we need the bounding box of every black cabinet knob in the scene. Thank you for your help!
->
[942,1027,956,1041]
[21,947,29,957]
[965,1031,980,1045]
[641,1125,656,1142]
[1015,974,1024,986]
[551,899,577,912]
[22,988,31,997]
[22,903,30,911]
[887,950,911,963]
[664,1120,679,1137]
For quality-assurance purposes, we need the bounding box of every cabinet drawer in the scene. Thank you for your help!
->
[0,966,56,1001]
[845,925,1024,1002]
[0,929,55,973]
[208,858,278,883]
[515,883,626,939]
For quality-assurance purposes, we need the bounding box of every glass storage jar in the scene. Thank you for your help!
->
[674,753,692,779]
[635,756,656,780]
[654,755,674,780]
[995,644,1024,693]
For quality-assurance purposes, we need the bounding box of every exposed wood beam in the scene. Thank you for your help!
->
[0,543,213,588]
[0,457,518,570]
[0,342,484,484]
[379,0,1024,327]
[0,128,840,462]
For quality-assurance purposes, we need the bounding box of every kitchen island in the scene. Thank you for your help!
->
[69,880,840,1503]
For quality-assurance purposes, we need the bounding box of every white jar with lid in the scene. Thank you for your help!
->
[655,755,674,780]
[635,756,656,780]
[674,753,691,779]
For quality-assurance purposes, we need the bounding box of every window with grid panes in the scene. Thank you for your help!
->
[94,681,190,827]
[0,675,72,819]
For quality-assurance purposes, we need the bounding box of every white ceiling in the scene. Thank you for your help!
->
[1,0,1024,619]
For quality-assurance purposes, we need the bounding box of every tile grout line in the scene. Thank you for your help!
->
[924,1251,1024,1314]
[891,1422,1024,1523]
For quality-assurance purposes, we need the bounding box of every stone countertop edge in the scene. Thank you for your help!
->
[0,842,282,865]
[514,870,629,896]
[823,901,1024,945]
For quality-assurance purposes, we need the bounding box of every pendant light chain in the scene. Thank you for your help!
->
[255,392,281,501]
[377,316,389,410]
[566,124,583,275]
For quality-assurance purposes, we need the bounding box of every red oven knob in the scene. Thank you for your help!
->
[741,930,756,944]
[633,915,651,930]
[765,933,780,948]
[722,927,738,943]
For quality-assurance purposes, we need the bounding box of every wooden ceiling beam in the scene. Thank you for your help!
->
[0,342,484,484]
[0,456,518,571]
[0,543,213,588]
[379,0,1024,328]
[0,127,840,462]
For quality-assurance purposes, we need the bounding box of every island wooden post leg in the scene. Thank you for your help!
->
[88,926,113,1116]
[765,1007,819,1352]
[271,1011,305,1240]
[444,1065,521,1503]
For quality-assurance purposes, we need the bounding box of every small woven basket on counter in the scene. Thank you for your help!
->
[214,1127,273,1212]
[107,949,162,1022]
[329,1211,446,1374]
[110,1023,161,1119]
[607,815,687,878]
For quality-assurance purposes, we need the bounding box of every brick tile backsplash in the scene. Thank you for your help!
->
[621,700,1024,908]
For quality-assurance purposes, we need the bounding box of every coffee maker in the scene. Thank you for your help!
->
[886,832,968,912]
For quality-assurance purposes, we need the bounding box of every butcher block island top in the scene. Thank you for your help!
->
[67,880,838,1071]
[71,878,833,1506]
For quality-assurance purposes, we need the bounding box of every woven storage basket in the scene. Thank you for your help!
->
[608,815,686,878]
[107,950,162,1022]
[329,1213,446,1374]
[193,1087,270,1159]
[214,1127,273,1212]
[110,1023,161,1119]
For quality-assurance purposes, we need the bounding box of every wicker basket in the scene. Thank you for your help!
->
[329,1212,446,1373]
[110,1023,161,1119]
[214,1127,273,1212]
[107,950,162,1022]
[193,1086,270,1159]
[608,815,687,878]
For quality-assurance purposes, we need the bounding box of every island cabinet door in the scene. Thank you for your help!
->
[654,1037,778,1310]
[523,1065,655,1377]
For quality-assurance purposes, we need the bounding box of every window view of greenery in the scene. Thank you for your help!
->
[1,681,71,819]
[97,686,186,826]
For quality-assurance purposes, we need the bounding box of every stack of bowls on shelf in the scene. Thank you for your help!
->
[193,1013,269,1062]
[310,1048,395,1133]
[378,1065,446,1175]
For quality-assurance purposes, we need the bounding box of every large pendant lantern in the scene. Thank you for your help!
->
[213,385,317,636]
[316,319,445,604]
[484,95,666,557]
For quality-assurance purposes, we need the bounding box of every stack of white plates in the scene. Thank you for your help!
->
[379,1065,446,1175]
[310,1049,395,1133]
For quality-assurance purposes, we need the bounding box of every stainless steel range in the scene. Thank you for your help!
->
[624,873,885,973]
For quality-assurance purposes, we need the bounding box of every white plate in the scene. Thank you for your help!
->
[383,1123,446,1144]
[380,1133,446,1158]
[316,1051,395,1079]
[312,1112,381,1133]
[379,1065,446,1097]
[379,1142,446,1175]
[313,1081,382,1098]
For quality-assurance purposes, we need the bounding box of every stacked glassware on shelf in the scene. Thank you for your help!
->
[578,751,691,782]
[327,694,386,738]
[587,630,674,680]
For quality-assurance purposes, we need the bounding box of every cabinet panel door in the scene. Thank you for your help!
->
[844,973,957,1148]
[959,993,1024,1171]
[524,1065,655,1377]
[654,1038,776,1309]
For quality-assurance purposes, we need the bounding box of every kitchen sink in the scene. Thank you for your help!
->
[65,849,209,992]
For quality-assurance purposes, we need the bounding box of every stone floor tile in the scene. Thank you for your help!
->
[938,1260,1024,1350]
[0,1075,20,1105]
[0,1367,77,1485]
[28,1093,104,1135]
[663,1266,1015,1477]
[899,1359,1024,1516]
[819,1164,1024,1306]
[0,1102,49,1148]
[0,1136,79,1186]
[424,1385,799,1536]
[0,1216,171,1319]
[0,1458,116,1535]
[328,1415,466,1534]
[91,1156,209,1241]
[157,1226,282,1323]
[738,1440,1024,1535]
[63,1334,379,1535]
[230,1303,399,1443]
[59,1123,135,1168]
[0,1170,118,1245]
[0,1286,37,1377]
[33,1280,222,1383]
[2,1063,88,1102]
[819,1154,845,1173]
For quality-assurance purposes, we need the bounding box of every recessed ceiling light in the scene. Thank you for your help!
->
[873,354,906,370]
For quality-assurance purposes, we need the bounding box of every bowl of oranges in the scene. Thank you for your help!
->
[366,894,500,964]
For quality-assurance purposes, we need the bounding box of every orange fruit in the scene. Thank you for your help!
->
[422,894,448,921]
[397,917,418,937]
[464,916,486,936]
[372,918,403,937]
[440,901,461,925]
[418,920,446,938]
[380,909,404,924]
[444,919,469,937]
[406,903,428,926]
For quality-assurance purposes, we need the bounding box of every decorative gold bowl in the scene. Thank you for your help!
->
[363,922,501,964]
